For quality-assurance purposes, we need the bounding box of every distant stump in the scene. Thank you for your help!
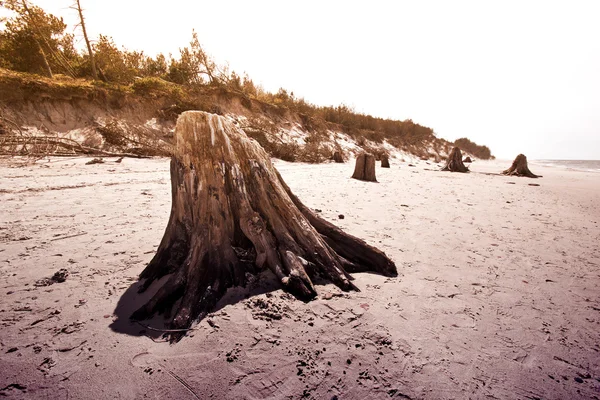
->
[352,153,377,182]
[441,147,469,173]
[381,155,390,168]
[502,154,539,178]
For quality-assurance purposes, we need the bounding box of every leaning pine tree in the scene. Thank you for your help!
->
[131,111,397,340]
[441,147,469,172]
[502,154,539,178]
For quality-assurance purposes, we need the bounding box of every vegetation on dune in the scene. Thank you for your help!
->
[0,0,493,160]
[453,138,493,160]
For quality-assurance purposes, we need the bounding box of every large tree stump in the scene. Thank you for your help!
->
[502,154,539,178]
[351,153,377,181]
[441,147,469,172]
[381,155,390,168]
[131,111,397,340]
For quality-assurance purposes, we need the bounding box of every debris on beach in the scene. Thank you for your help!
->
[85,158,105,165]
[34,269,69,287]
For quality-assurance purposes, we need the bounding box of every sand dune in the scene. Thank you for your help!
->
[0,156,599,399]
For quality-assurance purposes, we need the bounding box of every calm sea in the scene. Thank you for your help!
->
[532,160,600,173]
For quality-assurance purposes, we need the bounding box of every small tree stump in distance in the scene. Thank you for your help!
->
[502,154,539,178]
[381,155,390,168]
[332,151,344,163]
[352,153,377,181]
[441,147,469,173]
[463,156,472,163]
[131,111,397,341]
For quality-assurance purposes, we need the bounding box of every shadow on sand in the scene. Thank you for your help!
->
[110,270,286,340]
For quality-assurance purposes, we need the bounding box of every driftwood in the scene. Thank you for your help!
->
[502,154,539,178]
[351,153,377,182]
[381,155,390,168]
[441,147,469,173]
[0,114,172,158]
[85,158,104,165]
[0,135,154,158]
[131,111,397,341]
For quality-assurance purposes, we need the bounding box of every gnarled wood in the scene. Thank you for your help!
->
[131,111,397,341]
[381,155,390,168]
[351,153,377,182]
[441,147,469,173]
[502,154,539,178]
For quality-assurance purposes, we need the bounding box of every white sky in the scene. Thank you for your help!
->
[7,0,600,159]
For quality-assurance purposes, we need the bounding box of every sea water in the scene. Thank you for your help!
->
[532,160,600,173]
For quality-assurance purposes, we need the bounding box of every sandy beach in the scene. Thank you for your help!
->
[0,156,599,399]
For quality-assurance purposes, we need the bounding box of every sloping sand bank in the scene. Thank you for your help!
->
[1,157,599,399]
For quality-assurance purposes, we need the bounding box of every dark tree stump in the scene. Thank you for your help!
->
[351,153,377,182]
[502,154,539,178]
[441,147,469,173]
[332,151,344,163]
[463,156,472,163]
[131,111,397,340]
[381,155,390,168]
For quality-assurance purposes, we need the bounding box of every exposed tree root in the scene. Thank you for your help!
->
[502,154,539,178]
[441,147,469,173]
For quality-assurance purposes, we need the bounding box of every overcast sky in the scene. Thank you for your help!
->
[10,0,600,159]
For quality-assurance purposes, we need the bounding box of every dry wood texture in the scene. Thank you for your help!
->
[131,111,397,340]
[441,147,469,173]
[502,154,539,178]
[351,153,377,181]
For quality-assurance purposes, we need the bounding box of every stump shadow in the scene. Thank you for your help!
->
[109,277,169,339]
[110,270,284,338]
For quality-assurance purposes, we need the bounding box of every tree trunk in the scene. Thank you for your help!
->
[332,151,344,163]
[502,154,539,178]
[351,153,377,182]
[35,41,53,79]
[381,155,390,168]
[75,0,97,80]
[131,111,397,341]
[441,147,469,172]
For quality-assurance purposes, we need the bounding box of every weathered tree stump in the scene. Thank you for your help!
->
[351,153,377,181]
[332,151,344,163]
[131,111,397,340]
[441,147,469,172]
[463,156,472,163]
[381,155,390,168]
[502,154,539,178]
